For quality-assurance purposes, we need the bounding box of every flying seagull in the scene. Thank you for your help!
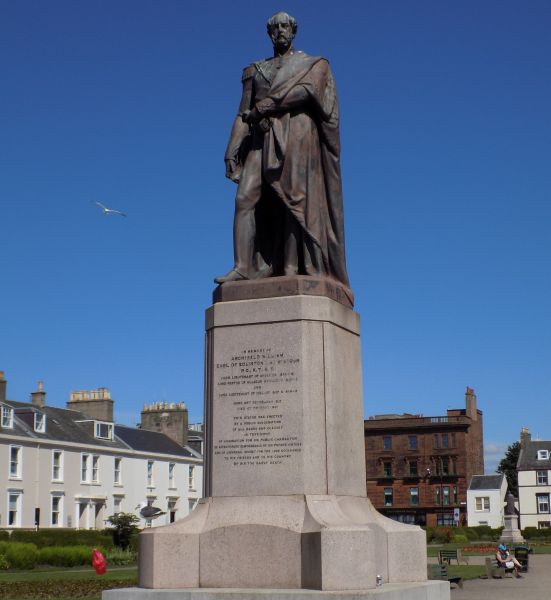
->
[94,201,127,217]
[136,501,166,521]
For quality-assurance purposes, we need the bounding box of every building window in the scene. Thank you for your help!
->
[383,461,392,477]
[169,463,176,488]
[383,436,392,450]
[51,494,63,526]
[453,485,458,505]
[52,450,63,481]
[409,487,419,505]
[538,450,549,460]
[537,471,548,485]
[9,446,22,479]
[409,460,418,476]
[8,492,22,527]
[113,496,122,514]
[114,458,122,485]
[384,488,393,506]
[433,434,439,449]
[147,461,154,486]
[441,457,450,475]
[538,521,551,529]
[81,454,90,482]
[1,405,14,428]
[442,433,449,449]
[435,488,441,506]
[451,432,456,448]
[475,496,490,511]
[443,486,450,506]
[95,422,113,440]
[92,455,100,483]
[537,494,550,514]
[408,435,418,450]
[34,413,46,433]
[189,465,195,490]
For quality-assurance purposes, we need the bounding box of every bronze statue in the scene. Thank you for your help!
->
[215,12,350,288]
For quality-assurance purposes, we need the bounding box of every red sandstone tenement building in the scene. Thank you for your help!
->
[364,387,484,526]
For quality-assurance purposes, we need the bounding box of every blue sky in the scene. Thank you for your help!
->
[1,1,550,474]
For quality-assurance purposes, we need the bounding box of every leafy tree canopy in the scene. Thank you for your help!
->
[496,441,521,496]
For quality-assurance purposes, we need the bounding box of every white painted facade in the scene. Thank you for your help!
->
[466,475,507,528]
[0,430,202,530]
[518,465,551,530]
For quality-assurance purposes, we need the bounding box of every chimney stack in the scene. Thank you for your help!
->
[31,380,46,408]
[140,401,189,447]
[520,427,531,449]
[465,386,477,420]
[67,388,114,422]
[0,371,6,403]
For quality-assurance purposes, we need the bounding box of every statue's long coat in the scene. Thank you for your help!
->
[229,52,350,288]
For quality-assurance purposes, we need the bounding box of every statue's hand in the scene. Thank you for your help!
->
[242,108,261,125]
[225,158,240,183]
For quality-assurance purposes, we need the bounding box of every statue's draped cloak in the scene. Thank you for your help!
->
[253,53,350,288]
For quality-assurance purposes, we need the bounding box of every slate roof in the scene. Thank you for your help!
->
[115,425,198,458]
[2,399,201,459]
[517,441,551,471]
[3,400,127,449]
[468,474,504,490]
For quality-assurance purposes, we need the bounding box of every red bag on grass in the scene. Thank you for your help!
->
[92,548,107,575]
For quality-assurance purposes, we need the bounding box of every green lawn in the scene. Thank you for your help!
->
[0,566,137,600]
[447,564,486,580]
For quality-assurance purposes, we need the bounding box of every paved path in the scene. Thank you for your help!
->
[450,554,551,600]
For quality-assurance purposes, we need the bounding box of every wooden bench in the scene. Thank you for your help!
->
[428,563,463,588]
[438,548,469,565]
[485,557,514,579]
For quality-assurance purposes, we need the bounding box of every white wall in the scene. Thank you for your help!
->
[467,479,507,528]
[1,435,202,530]
[518,468,551,529]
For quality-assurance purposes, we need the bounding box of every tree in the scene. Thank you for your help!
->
[496,441,521,497]
[106,512,140,550]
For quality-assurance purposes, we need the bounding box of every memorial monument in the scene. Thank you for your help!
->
[105,11,448,600]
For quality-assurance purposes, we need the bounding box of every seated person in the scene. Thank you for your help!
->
[496,544,523,578]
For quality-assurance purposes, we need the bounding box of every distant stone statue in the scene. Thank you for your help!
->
[215,12,350,288]
[505,491,516,515]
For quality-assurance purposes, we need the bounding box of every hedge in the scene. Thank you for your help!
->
[522,527,551,540]
[425,525,504,544]
[6,529,113,549]
[5,542,38,569]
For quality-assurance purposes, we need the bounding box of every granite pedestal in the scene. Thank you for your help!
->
[105,287,446,600]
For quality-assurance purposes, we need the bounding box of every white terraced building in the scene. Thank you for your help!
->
[0,372,202,530]
[517,427,551,530]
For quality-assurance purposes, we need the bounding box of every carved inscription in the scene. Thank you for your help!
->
[213,347,302,467]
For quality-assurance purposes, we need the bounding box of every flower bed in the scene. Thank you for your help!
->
[462,546,496,553]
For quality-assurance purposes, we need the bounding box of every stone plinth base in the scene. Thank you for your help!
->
[104,581,449,600]
[499,515,524,545]
[138,495,426,591]
[137,294,427,593]
[212,275,354,308]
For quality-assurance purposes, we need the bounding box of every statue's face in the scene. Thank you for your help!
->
[269,16,295,51]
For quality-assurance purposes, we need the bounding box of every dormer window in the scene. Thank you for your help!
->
[1,405,13,429]
[95,421,113,440]
[538,450,549,460]
[34,413,46,433]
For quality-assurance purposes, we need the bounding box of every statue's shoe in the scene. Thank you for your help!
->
[214,268,248,284]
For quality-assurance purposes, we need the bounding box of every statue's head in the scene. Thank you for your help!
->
[267,11,297,51]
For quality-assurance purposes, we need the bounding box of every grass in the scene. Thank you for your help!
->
[0,565,137,583]
[447,564,486,580]
[0,566,137,600]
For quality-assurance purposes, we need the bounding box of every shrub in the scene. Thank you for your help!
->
[464,528,479,541]
[5,542,38,569]
[106,513,140,550]
[432,527,454,544]
[0,554,10,570]
[453,534,468,543]
[0,541,9,555]
[105,547,138,566]
[37,545,91,567]
[0,530,10,542]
